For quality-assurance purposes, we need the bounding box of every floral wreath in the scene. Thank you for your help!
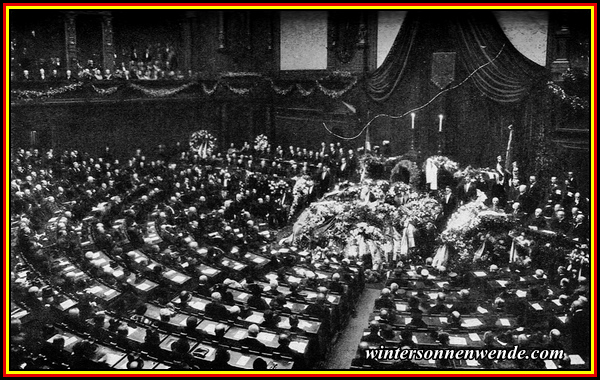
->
[189,130,217,158]
[254,134,269,152]
[390,159,421,188]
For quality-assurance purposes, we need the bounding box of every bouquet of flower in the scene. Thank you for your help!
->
[254,134,269,153]
[386,182,412,205]
[350,222,384,242]
[423,155,460,173]
[396,197,441,230]
[189,130,217,158]
[268,179,290,195]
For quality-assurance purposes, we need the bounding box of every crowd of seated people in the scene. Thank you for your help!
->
[351,251,591,370]
[9,139,371,371]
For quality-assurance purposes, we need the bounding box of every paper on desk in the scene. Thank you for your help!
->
[544,360,557,369]
[570,355,585,365]
[165,270,176,277]
[552,299,562,306]
[499,318,511,326]
[469,333,481,341]
[190,301,205,311]
[516,290,527,298]
[327,295,336,303]
[412,336,418,344]
[238,292,249,300]
[462,319,483,327]
[171,275,187,284]
[204,324,215,335]
[290,341,307,352]
[439,317,448,323]
[236,355,250,366]
[496,280,508,287]
[298,320,311,329]
[104,289,117,297]
[252,257,264,263]
[449,336,468,346]
[474,271,487,277]
[234,331,246,340]
[113,269,124,277]
[466,359,479,367]
[404,317,412,324]
[397,304,407,312]
[60,299,76,310]
[246,314,264,324]
[477,306,488,314]
[137,283,151,291]
[259,332,277,342]
[88,286,103,294]
[64,336,78,346]
[202,268,217,275]
[531,303,543,311]
[557,316,567,323]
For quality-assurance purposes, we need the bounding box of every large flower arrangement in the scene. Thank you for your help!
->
[395,196,441,230]
[390,159,421,188]
[386,182,413,205]
[254,134,269,153]
[438,200,517,271]
[453,166,496,181]
[268,179,290,195]
[295,197,396,249]
[422,155,460,173]
[189,130,217,158]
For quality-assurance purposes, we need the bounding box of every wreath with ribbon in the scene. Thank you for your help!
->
[189,130,217,158]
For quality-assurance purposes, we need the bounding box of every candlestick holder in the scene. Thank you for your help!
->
[437,131,443,154]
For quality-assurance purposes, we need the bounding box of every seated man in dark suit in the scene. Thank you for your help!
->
[528,208,548,229]
[211,348,237,370]
[351,342,381,369]
[204,292,230,321]
[407,309,428,329]
[276,333,307,369]
[452,289,476,315]
[429,293,449,315]
[238,324,267,351]
[374,288,396,310]
[362,320,386,345]
[247,288,271,311]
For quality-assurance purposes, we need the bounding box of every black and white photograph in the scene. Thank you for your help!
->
[7,5,594,373]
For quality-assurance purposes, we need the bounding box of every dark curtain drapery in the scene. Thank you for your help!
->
[365,11,420,102]
[367,10,548,103]
[362,10,550,171]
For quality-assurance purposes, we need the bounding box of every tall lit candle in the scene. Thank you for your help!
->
[438,114,444,132]
[410,113,416,130]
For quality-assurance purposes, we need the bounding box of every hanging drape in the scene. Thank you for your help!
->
[365,11,421,102]
[366,10,548,103]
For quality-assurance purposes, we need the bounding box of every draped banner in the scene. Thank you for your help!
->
[431,52,456,90]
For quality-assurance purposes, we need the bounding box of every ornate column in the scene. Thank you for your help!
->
[217,11,226,51]
[245,10,252,50]
[64,12,77,70]
[550,21,571,81]
[101,12,114,71]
